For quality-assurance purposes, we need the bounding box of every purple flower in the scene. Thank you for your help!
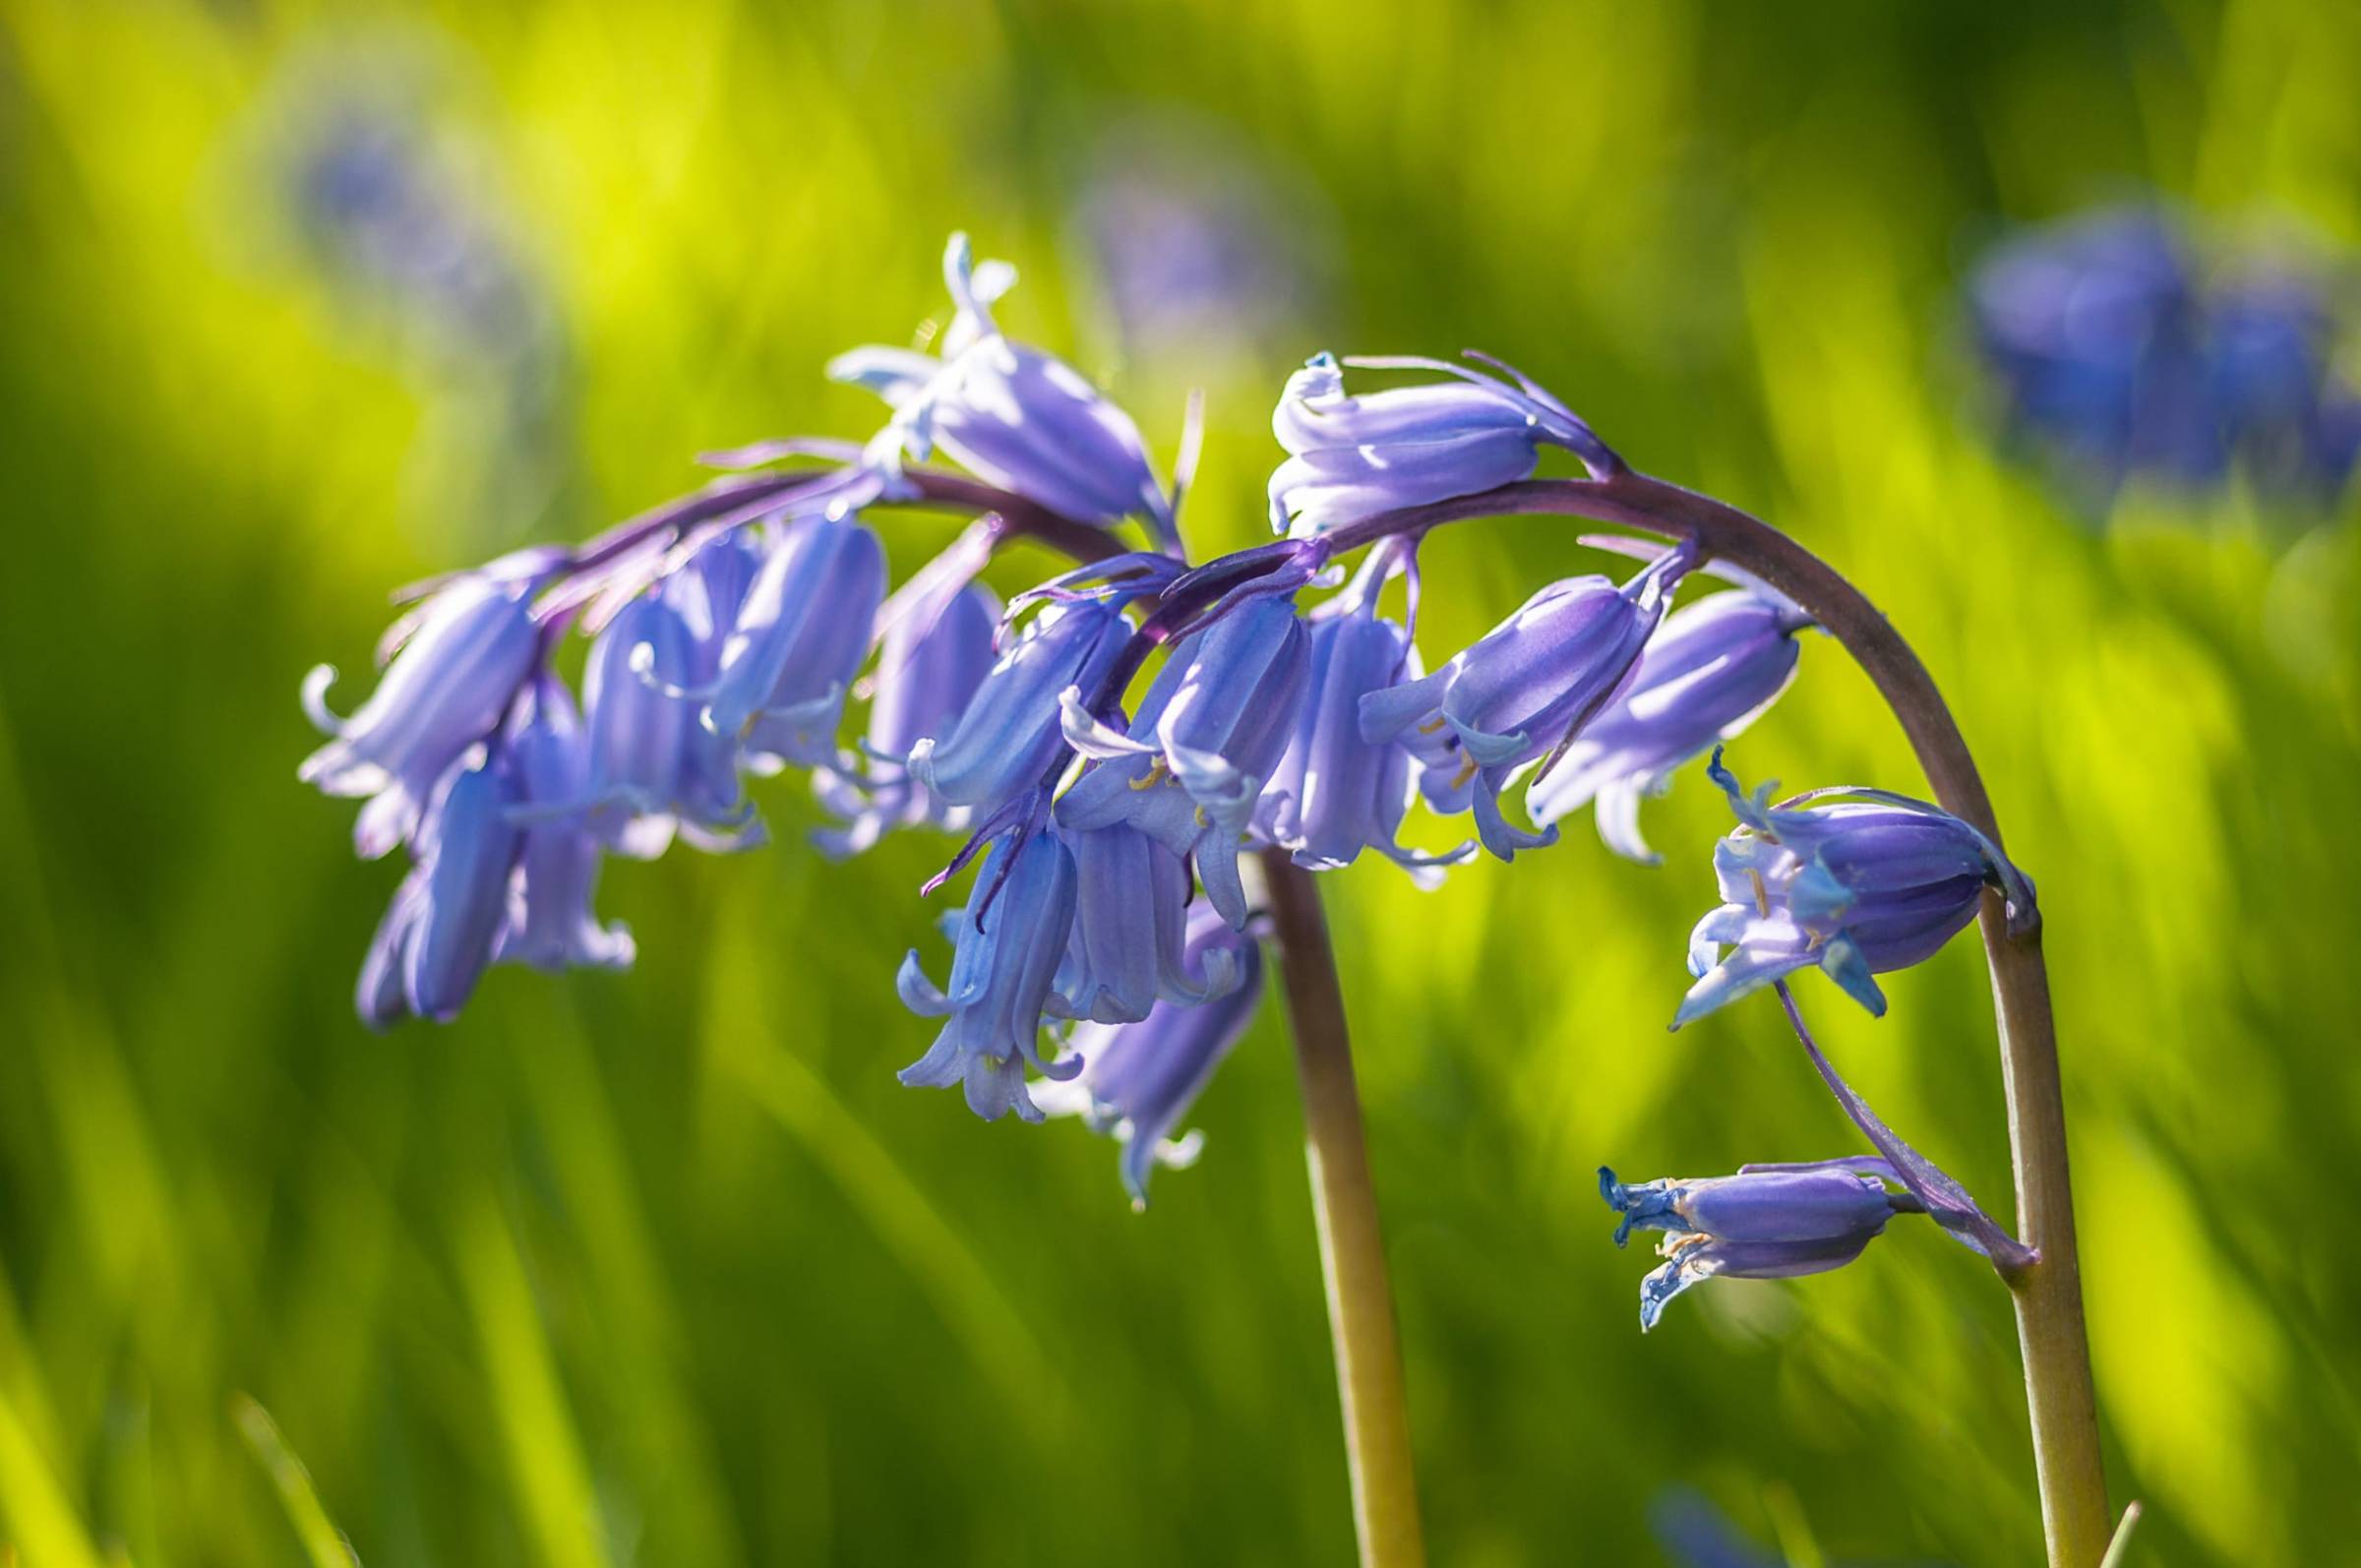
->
[1052,825,1242,1025]
[301,558,548,859]
[1040,905,1263,1207]
[694,516,886,771]
[494,673,634,975]
[1256,600,1473,881]
[1600,1159,1910,1331]
[581,593,700,859]
[815,580,1001,857]
[1268,352,1619,537]
[662,529,766,839]
[897,826,1082,1122]
[909,599,1133,815]
[1360,548,1691,862]
[1527,584,1811,862]
[1676,752,2037,1026]
[1057,596,1311,926]
[1968,205,2361,505]
[355,743,524,1028]
[831,233,1175,538]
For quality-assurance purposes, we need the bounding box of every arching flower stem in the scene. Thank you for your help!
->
[1328,469,2109,1568]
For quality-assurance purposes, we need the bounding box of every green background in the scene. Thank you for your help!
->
[1,1,2355,1563]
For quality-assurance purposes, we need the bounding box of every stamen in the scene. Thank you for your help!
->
[1747,868,1772,918]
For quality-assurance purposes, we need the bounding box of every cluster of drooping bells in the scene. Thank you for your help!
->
[303,235,2039,1311]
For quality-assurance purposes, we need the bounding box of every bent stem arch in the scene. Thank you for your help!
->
[1331,472,2111,1568]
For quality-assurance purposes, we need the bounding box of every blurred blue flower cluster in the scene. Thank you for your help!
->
[1968,205,2361,508]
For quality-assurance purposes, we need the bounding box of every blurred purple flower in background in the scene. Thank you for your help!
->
[1968,204,2361,509]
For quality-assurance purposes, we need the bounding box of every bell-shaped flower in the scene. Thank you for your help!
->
[1268,352,1619,537]
[897,826,1082,1122]
[1056,597,1310,927]
[580,593,700,859]
[494,673,634,974]
[1051,824,1242,1025]
[302,561,547,859]
[1257,600,1474,882]
[815,579,1001,857]
[661,529,766,839]
[1360,549,1690,862]
[1675,751,2038,1026]
[1038,906,1264,1207]
[693,515,886,772]
[1528,585,1811,863]
[355,743,524,1028]
[830,233,1175,537]
[910,599,1132,815]
[1599,1158,1911,1331]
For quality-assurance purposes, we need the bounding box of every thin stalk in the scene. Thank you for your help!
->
[1335,471,2110,1566]
[1259,849,1426,1568]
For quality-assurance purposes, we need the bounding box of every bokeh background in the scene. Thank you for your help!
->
[2,1,2356,1563]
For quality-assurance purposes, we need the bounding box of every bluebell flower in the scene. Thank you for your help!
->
[662,529,766,839]
[1052,825,1242,1025]
[1360,548,1691,862]
[831,233,1176,538]
[495,673,634,974]
[897,826,1082,1121]
[1039,905,1264,1207]
[1527,584,1811,863]
[1968,205,2361,504]
[690,515,886,772]
[1676,752,2037,1026]
[355,743,524,1028]
[1600,1159,1911,1331]
[1256,599,1474,881]
[1268,352,1619,537]
[1057,596,1311,926]
[302,557,550,859]
[815,580,1001,857]
[910,599,1133,815]
[581,592,700,859]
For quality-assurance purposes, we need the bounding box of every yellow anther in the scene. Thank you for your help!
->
[1747,868,1772,918]
[1128,757,1171,792]
[1417,715,1448,736]
[1451,753,1480,791]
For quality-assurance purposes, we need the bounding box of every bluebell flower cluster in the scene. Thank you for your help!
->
[307,228,2053,1258]
[1968,204,2361,507]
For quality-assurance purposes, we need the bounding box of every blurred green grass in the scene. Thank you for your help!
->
[0,0,2356,1563]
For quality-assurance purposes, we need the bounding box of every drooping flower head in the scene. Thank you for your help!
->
[300,551,553,858]
[1528,580,1812,863]
[1676,751,2037,1026]
[1256,595,1474,882]
[1269,352,1620,537]
[897,824,1082,1122]
[1057,595,1311,926]
[494,672,635,975]
[910,597,1134,817]
[1360,547,1693,861]
[579,592,701,859]
[1051,825,1238,1026]
[831,233,1177,538]
[1040,905,1263,1207]
[697,514,887,773]
[356,741,525,1028]
[815,580,1002,857]
[1600,1159,1911,1331]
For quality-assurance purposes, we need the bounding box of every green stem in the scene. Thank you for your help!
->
[1259,849,1426,1568]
